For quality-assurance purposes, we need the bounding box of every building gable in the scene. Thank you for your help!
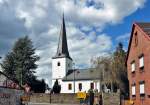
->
[126,23,150,66]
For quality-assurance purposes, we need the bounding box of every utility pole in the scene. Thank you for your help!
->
[73,62,75,93]
[102,64,104,105]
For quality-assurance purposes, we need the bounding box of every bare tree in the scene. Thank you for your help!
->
[91,43,129,95]
[91,56,115,92]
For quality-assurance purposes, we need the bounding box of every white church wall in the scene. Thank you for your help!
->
[51,57,73,90]
[94,81,100,92]
[52,58,72,80]
[52,58,67,79]
[60,80,101,93]
[51,57,102,93]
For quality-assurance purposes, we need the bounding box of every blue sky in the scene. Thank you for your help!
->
[104,0,150,49]
[0,0,149,85]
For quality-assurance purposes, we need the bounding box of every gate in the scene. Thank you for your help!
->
[121,95,133,105]
[77,92,103,105]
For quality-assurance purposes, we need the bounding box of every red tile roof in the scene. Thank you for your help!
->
[136,22,150,35]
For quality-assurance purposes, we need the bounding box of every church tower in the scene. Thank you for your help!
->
[52,15,73,90]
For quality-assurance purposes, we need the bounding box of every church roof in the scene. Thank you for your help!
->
[62,68,102,81]
[52,14,72,60]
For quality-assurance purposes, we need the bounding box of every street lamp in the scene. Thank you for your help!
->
[73,62,75,93]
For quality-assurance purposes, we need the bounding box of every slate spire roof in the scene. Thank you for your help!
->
[53,14,72,60]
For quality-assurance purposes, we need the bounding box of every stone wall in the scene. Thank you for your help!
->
[30,92,120,105]
[30,93,80,104]
[103,93,120,105]
[0,87,24,105]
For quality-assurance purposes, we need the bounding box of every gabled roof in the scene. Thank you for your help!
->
[62,68,102,81]
[126,22,150,65]
[0,71,8,78]
[0,71,19,83]
[136,23,150,35]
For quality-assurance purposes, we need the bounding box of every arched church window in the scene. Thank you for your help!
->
[57,62,60,66]
[68,83,72,90]
[78,83,82,91]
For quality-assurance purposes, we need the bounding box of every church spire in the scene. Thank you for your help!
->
[53,14,72,60]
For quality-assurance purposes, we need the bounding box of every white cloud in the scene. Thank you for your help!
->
[116,33,130,51]
[0,0,146,86]
[116,33,130,41]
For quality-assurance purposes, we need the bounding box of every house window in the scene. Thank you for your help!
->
[139,55,144,68]
[139,81,145,95]
[68,83,72,90]
[131,61,135,72]
[131,84,136,96]
[79,83,82,91]
[57,62,60,66]
[90,83,94,89]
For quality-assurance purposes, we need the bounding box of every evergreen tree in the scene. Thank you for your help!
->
[29,78,46,93]
[1,52,16,80]
[1,36,40,86]
[112,42,129,96]
[52,79,61,93]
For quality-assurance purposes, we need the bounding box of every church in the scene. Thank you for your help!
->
[51,16,103,93]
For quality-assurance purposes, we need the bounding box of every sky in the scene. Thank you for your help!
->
[0,0,150,86]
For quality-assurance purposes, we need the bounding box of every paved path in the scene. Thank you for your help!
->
[28,102,80,105]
